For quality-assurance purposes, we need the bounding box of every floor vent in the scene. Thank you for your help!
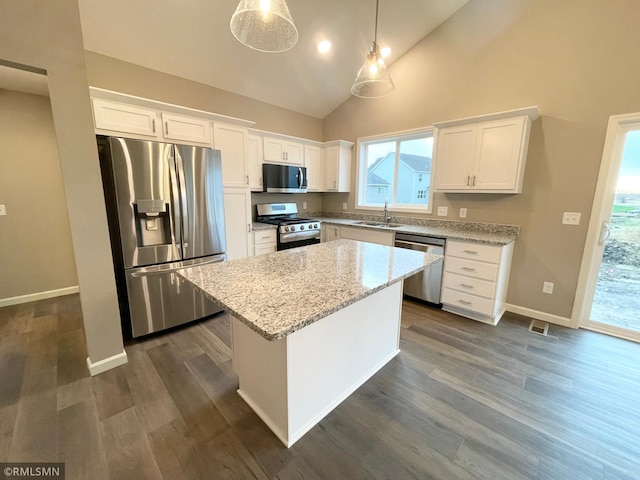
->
[529,319,549,336]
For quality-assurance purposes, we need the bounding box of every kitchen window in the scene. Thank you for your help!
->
[356,128,434,213]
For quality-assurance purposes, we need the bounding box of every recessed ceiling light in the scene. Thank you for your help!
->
[317,40,332,53]
[380,46,391,58]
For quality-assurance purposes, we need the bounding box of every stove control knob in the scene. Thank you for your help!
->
[314,224,318,229]
[300,225,305,230]
[284,226,290,232]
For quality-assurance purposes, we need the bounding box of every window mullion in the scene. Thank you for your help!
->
[392,140,400,206]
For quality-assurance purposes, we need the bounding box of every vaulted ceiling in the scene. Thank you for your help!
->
[77,0,470,119]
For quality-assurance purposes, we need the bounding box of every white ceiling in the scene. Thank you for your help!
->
[77,0,469,119]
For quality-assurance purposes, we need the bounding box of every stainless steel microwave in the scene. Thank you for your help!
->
[262,164,307,193]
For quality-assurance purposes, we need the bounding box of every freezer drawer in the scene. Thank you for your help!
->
[125,255,224,337]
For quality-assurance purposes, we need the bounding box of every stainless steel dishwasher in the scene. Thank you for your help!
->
[394,233,445,305]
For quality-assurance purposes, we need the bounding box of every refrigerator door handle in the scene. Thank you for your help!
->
[129,255,226,277]
[174,147,190,250]
[168,149,183,251]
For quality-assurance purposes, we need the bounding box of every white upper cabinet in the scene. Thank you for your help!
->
[213,123,250,188]
[433,106,539,194]
[324,142,353,192]
[92,98,159,138]
[160,112,212,146]
[304,145,322,191]
[247,134,264,191]
[263,137,303,165]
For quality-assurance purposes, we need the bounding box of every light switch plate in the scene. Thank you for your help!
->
[342,202,347,210]
[437,206,448,217]
[459,207,467,218]
[562,212,581,225]
[0,204,6,216]
[543,282,554,294]
[302,201,307,210]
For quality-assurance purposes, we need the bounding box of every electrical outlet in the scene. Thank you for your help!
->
[0,204,5,216]
[562,212,581,225]
[342,202,348,210]
[542,282,554,294]
[302,201,307,210]
[459,207,467,218]
[437,206,448,217]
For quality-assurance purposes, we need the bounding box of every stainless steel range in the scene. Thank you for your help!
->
[256,203,321,250]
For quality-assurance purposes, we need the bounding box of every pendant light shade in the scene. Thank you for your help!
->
[351,0,395,98]
[230,0,298,53]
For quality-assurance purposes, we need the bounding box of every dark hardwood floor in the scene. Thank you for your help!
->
[1,293,640,479]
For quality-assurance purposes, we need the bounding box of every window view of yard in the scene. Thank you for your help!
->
[591,131,640,332]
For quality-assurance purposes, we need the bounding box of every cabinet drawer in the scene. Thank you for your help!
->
[254,229,277,245]
[446,240,501,263]
[254,243,276,256]
[441,288,493,316]
[443,272,496,299]
[444,256,498,281]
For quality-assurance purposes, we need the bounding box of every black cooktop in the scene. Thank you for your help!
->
[257,215,318,226]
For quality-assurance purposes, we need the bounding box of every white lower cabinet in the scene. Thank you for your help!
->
[339,226,394,246]
[441,239,514,325]
[253,229,277,256]
[322,224,340,243]
[223,188,253,260]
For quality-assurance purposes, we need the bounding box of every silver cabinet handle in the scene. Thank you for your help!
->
[152,118,156,133]
[458,300,472,305]
[463,250,478,254]
[459,284,474,289]
[246,175,249,185]
[247,223,251,233]
[466,175,470,186]
[472,175,476,187]
[461,266,476,272]
[165,122,169,135]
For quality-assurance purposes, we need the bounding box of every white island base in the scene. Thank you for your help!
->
[231,281,403,447]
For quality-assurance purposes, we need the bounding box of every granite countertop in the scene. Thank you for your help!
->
[318,217,518,246]
[252,222,277,231]
[178,239,442,341]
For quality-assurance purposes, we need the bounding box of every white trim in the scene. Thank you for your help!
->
[86,350,128,376]
[580,321,640,343]
[0,286,79,308]
[433,106,540,129]
[505,303,573,328]
[571,112,640,329]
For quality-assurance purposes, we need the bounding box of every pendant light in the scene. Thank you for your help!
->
[230,0,298,53]
[351,0,395,98]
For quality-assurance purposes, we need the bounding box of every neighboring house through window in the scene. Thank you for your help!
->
[357,128,434,212]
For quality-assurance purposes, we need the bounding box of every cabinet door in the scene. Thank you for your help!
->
[322,225,340,242]
[473,117,526,192]
[263,137,285,163]
[223,188,253,260]
[214,123,249,188]
[433,125,477,191]
[248,134,263,191]
[324,146,339,191]
[92,98,158,138]
[339,226,394,246]
[304,145,322,191]
[284,141,304,165]
[161,113,212,146]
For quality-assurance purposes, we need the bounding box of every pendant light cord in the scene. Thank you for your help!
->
[374,0,379,44]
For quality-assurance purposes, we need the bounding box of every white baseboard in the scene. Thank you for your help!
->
[505,303,574,328]
[0,286,79,308]
[86,350,128,376]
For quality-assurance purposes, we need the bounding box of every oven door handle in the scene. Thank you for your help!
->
[280,230,321,243]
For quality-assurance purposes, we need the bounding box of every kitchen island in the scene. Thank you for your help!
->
[178,239,442,447]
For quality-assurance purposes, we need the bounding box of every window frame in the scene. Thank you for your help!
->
[355,126,435,214]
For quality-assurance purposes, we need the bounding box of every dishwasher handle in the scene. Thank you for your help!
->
[395,239,444,255]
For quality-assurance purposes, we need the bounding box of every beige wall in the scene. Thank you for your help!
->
[323,0,640,320]
[84,52,323,141]
[0,89,78,299]
[0,0,124,364]
[251,193,324,218]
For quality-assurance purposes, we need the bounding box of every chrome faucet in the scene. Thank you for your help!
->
[384,199,391,223]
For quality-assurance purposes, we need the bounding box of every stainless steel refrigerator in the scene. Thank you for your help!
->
[98,136,226,338]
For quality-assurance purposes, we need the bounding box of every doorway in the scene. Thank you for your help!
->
[574,113,640,342]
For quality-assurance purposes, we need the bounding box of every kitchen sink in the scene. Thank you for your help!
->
[356,221,403,228]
